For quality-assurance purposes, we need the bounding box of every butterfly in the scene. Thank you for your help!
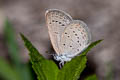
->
[45,9,91,67]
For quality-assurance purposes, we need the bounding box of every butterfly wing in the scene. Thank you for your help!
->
[45,9,73,54]
[60,20,91,56]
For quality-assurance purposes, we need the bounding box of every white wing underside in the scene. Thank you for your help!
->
[45,9,72,54]
[46,9,91,56]
[60,20,91,56]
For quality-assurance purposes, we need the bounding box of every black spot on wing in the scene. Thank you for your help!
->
[80,44,81,46]
[75,34,77,36]
[65,32,67,34]
[77,37,79,39]
[73,31,75,33]
[70,45,72,47]
[52,20,55,22]
[62,24,65,26]
[63,44,65,46]
[59,22,61,24]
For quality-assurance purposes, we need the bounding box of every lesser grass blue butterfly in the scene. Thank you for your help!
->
[45,9,91,67]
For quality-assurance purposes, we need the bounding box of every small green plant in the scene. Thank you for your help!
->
[20,33,102,80]
[0,19,34,80]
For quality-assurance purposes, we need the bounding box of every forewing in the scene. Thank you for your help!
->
[45,9,72,54]
[60,20,91,55]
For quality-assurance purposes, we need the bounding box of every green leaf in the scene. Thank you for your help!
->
[58,55,86,80]
[81,40,103,56]
[57,40,103,80]
[20,33,59,80]
[0,57,21,80]
[85,74,98,80]
[4,19,33,80]
[4,19,21,67]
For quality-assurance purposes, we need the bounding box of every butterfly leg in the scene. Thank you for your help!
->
[59,61,64,69]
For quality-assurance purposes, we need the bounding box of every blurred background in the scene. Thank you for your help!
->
[0,0,120,80]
